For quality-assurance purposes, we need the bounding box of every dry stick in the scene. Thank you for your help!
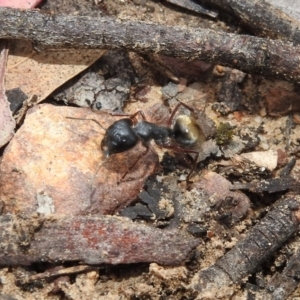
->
[18,265,96,285]
[198,0,300,45]
[0,214,199,266]
[0,8,300,83]
[165,0,218,18]
[188,195,300,293]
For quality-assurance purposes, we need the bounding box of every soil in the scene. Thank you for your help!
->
[1,1,300,300]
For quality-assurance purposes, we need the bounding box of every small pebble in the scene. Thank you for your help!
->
[179,174,187,181]
[254,116,262,124]
[293,113,300,124]
[260,142,270,150]
[0,276,6,284]
[213,65,225,77]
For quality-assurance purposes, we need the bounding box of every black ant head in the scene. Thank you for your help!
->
[173,115,205,147]
[101,118,139,157]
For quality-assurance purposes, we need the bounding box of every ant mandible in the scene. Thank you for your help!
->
[100,101,204,183]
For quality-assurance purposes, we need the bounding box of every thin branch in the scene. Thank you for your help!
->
[166,0,218,18]
[198,0,300,44]
[0,7,300,83]
[189,195,300,293]
[17,265,96,285]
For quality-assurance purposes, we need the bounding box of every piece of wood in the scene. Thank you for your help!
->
[189,195,300,293]
[0,214,199,266]
[198,0,300,44]
[166,0,218,18]
[0,7,300,83]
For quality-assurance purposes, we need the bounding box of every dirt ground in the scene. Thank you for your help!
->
[1,1,300,300]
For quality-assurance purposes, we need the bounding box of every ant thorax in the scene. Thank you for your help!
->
[101,118,173,158]
[173,115,205,148]
[134,121,172,146]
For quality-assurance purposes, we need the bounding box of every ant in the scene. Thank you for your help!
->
[67,101,205,183]
[99,101,205,183]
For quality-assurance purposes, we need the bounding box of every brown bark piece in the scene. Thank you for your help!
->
[264,87,300,116]
[189,196,300,294]
[231,176,297,194]
[0,7,300,83]
[0,214,199,266]
[0,104,158,215]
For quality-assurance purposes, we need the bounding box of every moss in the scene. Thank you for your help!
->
[215,122,234,145]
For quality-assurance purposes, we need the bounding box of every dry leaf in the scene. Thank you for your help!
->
[0,104,159,215]
[0,44,15,147]
[0,0,42,8]
[6,40,105,105]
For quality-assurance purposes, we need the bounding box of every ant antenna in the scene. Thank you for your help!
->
[159,141,199,183]
[65,117,105,131]
[66,116,107,198]
[108,110,147,123]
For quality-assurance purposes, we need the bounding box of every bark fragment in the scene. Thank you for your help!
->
[230,158,300,194]
[0,214,199,266]
[231,176,298,194]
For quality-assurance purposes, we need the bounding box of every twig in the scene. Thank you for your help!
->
[165,0,218,18]
[0,214,199,266]
[189,195,300,293]
[17,265,96,285]
[198,0,300,44]
[0,7,300,83]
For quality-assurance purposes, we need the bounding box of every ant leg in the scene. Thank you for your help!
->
[159,141,199,183]
[167,101,195,127]
[66,117,108,196]
[183,149,199,183]
[174,147,199,183]
[118,142,150,184]
[90,160,105,201]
